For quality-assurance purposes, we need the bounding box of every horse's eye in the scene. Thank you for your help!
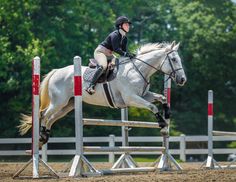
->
[172,57,176,62]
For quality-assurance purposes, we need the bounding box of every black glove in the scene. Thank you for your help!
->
[125,52,136,59]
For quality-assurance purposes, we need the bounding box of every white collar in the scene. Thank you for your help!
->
[119,29,126,37]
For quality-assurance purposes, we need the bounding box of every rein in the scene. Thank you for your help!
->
[114,49,183,95]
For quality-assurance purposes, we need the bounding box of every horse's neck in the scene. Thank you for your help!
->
[135,50,166,79]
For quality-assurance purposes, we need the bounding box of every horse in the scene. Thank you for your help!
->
[19,41,187,147]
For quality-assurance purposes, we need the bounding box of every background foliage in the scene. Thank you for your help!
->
[0,0,236,140]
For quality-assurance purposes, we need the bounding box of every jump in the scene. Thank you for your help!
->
[19,41,186,147]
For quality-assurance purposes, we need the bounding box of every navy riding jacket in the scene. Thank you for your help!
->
[100,30,127,56]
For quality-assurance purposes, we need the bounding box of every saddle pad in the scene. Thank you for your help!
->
[83,58,119,83]
[83,68,96,82]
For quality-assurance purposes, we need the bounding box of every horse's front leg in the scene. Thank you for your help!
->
[123,94,167,128]
[143,91,170,119]
[143,91,166,104]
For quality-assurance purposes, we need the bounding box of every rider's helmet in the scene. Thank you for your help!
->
[115,16,132,29]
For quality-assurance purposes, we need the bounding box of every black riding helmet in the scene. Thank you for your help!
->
[115,16,132,29]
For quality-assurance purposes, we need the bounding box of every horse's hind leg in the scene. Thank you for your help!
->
[39,103,61,146]
[39,98,69,146]
[46,98,74,129]
[38,99,74,148]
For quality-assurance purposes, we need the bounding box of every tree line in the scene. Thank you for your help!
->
[0,0,236,139]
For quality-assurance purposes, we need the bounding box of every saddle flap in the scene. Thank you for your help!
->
[84,57,119,83]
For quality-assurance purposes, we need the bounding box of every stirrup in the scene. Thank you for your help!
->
[86,85,95,95]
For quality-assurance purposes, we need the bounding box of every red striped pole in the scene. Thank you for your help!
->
[164,76,171,108]
[32,56,40,178]
[158,75,172,169]
[69,56,83,177]
[73,56,82,155]
[208,90,213,159]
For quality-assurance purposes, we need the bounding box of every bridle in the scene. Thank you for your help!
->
[159,50,184,81]
[117,49,184,95]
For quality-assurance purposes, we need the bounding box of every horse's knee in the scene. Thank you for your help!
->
[159,95,167,103]
[148,103,158,113]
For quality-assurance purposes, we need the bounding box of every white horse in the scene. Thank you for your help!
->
[19,41,186,147]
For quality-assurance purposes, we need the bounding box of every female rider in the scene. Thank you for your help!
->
[86,16,135,94]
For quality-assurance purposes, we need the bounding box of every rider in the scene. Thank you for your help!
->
[86,16,136,95]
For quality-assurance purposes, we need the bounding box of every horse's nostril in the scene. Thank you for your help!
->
[181,77,185,83]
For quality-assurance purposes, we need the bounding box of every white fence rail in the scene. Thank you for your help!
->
[1,135,236,162]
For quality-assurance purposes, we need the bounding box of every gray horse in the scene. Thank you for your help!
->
[19,41,187,147]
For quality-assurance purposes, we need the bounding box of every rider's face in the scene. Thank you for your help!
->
[122,23,130,32]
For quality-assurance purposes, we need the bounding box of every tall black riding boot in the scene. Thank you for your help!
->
[86,66,104,95]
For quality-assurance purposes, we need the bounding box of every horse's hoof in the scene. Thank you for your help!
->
[160,127,169,135]
[158,121,167,128]
[39,141,43,149]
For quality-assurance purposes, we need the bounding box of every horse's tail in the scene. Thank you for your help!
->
[18,69,57,135]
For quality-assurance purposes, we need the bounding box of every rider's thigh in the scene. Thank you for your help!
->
[94,51,108,70]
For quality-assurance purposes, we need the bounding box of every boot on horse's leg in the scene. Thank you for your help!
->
[86,65,104,95]
[39,126,50,148]
[155,112,168,128]
[163,103,171,119]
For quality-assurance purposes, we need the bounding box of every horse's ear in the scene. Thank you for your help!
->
[170,41,175,50]
[173,42,180,50]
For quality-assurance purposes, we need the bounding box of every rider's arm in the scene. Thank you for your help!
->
[111,33,127,56]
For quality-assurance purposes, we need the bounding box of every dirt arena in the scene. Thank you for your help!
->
[1,162,236,182]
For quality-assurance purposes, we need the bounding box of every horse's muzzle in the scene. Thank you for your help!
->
[176,75,187,86]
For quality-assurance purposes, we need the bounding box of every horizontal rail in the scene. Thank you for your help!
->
[1,148,236,156]
[101,167,156,174]
[83,118,160,128]
[83,146,165,152]
[213,130,236,136]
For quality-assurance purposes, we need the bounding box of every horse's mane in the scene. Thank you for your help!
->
[136,42,171,55]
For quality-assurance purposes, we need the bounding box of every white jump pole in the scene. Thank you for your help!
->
[201,90,221,169]
[207,90,214,167]
[32,56,40,178]
[121,108,129,147]
[69,56,100,177]
[13,57,58,179]
[157,75,182,171]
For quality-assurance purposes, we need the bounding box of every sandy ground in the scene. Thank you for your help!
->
[1,162,236,182]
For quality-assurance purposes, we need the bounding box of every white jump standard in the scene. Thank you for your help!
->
[69,56,170,177]
[156,74,182,171]
[13,57,58,179]
[69,56,101,177]
[201,90,236,169]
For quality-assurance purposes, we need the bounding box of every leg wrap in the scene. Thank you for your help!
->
[155,113,167,128]
[163,103,171,119]
[39,126,50,144]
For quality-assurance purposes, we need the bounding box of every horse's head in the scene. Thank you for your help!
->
[160,41,187,86]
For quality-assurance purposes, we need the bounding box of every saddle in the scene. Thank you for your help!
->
[83,58,119,83]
